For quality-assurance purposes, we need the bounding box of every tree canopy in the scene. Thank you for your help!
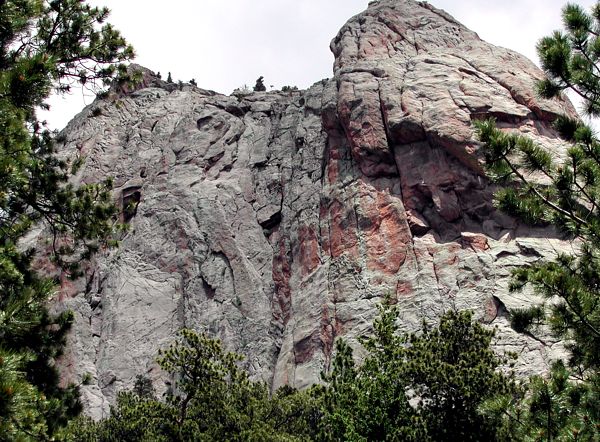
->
[318,305,517,442]
[71,329,320,442]
[70,304,518,442]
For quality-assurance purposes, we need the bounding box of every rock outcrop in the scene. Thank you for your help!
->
[50,0,577,417]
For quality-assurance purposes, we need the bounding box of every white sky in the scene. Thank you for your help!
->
[41,0,597,130]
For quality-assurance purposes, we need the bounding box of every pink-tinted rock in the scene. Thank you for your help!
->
[296,225,321,277]
[48,1,574,417]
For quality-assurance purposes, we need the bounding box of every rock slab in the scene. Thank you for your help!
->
[50,0,576,417]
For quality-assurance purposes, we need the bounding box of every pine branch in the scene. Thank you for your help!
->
[499,150,589,227]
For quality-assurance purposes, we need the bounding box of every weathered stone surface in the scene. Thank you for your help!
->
[49,0,576,417]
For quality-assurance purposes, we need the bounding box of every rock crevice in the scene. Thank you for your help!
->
[49,0,575,417]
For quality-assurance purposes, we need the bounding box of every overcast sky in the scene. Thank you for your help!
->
[41,0,597,130]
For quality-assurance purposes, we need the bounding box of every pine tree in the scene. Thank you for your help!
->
[475,2,600,438]
[319,303,517,441]
[482,360,600,441]
[72,329,320,441]
[253,76,266,92]
[476,1,600,375]
[0,1,133,439]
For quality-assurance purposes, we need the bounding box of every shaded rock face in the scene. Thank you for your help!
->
[52,0,577,417]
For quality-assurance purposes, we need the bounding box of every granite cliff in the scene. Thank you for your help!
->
[48,0,578,417]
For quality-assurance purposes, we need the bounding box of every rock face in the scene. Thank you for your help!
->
[51,0,577,417]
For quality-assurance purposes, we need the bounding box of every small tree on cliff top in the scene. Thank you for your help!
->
[253,76,266,92]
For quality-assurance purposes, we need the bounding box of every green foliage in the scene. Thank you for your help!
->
[475,0,600,374]
[75,329,319,441]
[403,310,517,440]
[318,304,426,442]
[537,3,600,116]
[73,306,520,441]
[132,374,155,399]
[476,2,600,438]
[475,113,600,373]
[254,76,266,92]
[483,361,600,441]
[319,303,517,441]
[509,305,546,334]
[64,392,175,442]
[0,1,132,439]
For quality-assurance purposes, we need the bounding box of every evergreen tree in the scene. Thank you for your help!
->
[132,374,155,399]
[319,303,517,441]
[476,2,600,438]
[254,76,266,92]
[73,329,319,441]
[483,361,600,441]
[166,71,173,83]
[0,1,133,439]
[476,1,600,376]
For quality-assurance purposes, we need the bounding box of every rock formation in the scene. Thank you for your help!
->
[49,0,577,417]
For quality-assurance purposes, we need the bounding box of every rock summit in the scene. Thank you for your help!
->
[51,0,576,417]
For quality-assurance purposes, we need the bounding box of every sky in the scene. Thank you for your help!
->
[41,0,597,130]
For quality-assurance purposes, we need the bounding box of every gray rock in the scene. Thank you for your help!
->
[48,0,574,418]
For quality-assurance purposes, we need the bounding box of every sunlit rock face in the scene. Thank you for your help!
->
[51,0,576,418]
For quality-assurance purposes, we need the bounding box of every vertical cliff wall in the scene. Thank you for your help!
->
[50,0,577,417]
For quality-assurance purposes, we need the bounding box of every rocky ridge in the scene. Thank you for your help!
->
[50,0,577,417]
